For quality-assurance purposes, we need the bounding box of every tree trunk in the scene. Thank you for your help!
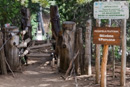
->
[50,5,61,69]
[59,21,76,72]
[4,26,20,71]
[85,19,92,75]
[39,6,45,35]
[50,5,61,37]
[0,32,7,74]
[21,7,32,40]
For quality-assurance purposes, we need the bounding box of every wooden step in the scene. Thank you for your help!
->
[27,53,50,57]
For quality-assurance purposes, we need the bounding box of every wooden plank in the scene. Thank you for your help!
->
[93,27,121,45]
[29,43,52,49]
[27,53,50,57]
[32,40,46,45]
[17,38,31,48]
[29,49,55,53]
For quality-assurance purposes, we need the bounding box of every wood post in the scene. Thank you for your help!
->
[75,28,83,74]
[0,32,7,74]
[4,26,20,71]
[21,7,32,40]
[50,5,61,37]
[59,21,76,72]
[95,19,101,84]
[112,46,115,78]
[121,19,126,86]
[85,19,92,75]
[108,0,116,79]
[101,45,109,87]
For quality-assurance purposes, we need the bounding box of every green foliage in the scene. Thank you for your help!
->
[56,0,93,27]
[0,0,21,27]
[20,0,49,7]
[31,14,38,40]
[114,46,121,60]
[0,0,50,27]
[77,0,92,4]
[56,0,93,44]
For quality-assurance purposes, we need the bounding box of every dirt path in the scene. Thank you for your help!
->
[0,58,78,87]
[0,57,129,87]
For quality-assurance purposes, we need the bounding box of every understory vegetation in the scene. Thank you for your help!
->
[0,0,130,60]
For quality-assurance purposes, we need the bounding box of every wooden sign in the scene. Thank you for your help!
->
[93,27,121,45]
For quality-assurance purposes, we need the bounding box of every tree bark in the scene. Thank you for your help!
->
[59,21,76,72]
[75,28,83,74]
[21,7,32,40]
[50,5,61,37]
[0,32,7,74]
[85,19,92,75]
[39,6,45,35]
[4,26,20,71]
[50,6,61,69]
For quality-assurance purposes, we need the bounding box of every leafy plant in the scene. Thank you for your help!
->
[0,0,21,27]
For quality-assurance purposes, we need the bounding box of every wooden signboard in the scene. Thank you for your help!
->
[93,27,121,45]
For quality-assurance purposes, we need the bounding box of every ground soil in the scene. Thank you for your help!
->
[0,57,130,87]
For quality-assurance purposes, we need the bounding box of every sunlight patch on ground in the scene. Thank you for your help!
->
[126,67,130,70]
[23,71,39,75]
[28,60,38,64]
[39,84,50,87]
[77,75,94,79]
[39,70,54,74]
[0,84,11,87]
[39,61,50,69]
[61,84,71,87]
[43,61,50,67]
[42,78,63,82]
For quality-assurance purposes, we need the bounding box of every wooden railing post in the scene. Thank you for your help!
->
[0,32,7,74]
[85,19,92,75]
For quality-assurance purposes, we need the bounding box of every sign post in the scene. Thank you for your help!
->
[95,0,104,84]
[121,19,127,86]
[93,27,121,87]
[93,1,129,87]
[95,19,101,84]
[100,44,108,87]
